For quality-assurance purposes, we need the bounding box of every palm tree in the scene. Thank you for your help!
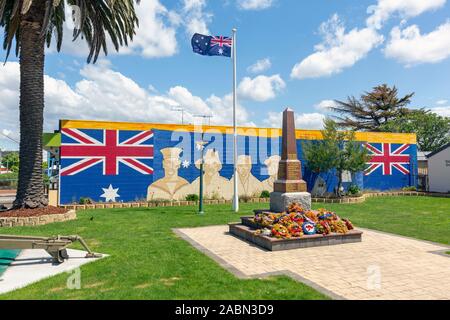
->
[1,0,140,208]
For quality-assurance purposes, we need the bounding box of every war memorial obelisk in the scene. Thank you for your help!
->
[270,108,311,212]
[229,107,362,250]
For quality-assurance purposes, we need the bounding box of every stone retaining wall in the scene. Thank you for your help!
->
[0,210,77,228]
[60,191,449,211]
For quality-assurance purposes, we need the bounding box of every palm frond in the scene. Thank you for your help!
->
[1,0,140,63]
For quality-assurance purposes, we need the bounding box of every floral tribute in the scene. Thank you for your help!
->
[253,203,354,239]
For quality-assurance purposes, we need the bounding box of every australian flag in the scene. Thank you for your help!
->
[191,33,232,57]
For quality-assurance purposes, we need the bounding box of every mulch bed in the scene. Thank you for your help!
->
[0,206,68,217]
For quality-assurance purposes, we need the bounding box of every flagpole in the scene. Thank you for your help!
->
[232,28,239,213]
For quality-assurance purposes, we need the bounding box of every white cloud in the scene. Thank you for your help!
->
[436,99,448,105]
[181,0,212,37]
[315,99,338,112]
[48,1,181,59]
[384,21,450,65]
[206,94,256,127]
[291,14,384,79]
[237,0,274,10]
[0,61,254,146]
[295,113,327,129]
[247,58,272,74]
[291,0,448,79]
[238,74,285,102]
[367,0,446,30]
[120,0,179,58]
[430,106,450,117]
[1,129,12,137]
[264,111,326,130]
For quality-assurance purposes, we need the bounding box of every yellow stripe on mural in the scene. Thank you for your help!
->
[60,119,417,144]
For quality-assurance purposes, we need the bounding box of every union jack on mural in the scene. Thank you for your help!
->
[60,128,154,176]
[364,143,410,176]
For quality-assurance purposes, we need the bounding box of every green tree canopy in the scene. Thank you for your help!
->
[302,119,370,197]
[381,109,450,152]
[330,84,414,131]
[1,152,19,172]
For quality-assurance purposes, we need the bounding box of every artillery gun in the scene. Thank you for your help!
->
[0,234,101,264]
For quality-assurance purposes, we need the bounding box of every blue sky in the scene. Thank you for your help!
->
[1,0,450,150]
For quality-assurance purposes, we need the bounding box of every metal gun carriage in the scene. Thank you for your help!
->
[0,234,101,263]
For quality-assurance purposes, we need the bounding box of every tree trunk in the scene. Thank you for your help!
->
[13,2,48,209]
[336,170,343,198]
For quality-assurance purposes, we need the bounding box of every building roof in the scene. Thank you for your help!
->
[426,142,450,159]
[417,151,430,161]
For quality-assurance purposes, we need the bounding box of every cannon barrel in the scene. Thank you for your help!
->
[0,234,102,263]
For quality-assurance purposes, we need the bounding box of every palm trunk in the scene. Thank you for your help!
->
[13,2,48,209]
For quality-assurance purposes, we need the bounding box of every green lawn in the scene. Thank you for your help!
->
[0,196,448,300]
[323,196,450,245]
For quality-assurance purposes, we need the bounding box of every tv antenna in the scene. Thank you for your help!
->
[193,114,213,126]
[171,106,186,124]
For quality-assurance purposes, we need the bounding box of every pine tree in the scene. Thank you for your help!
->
[330,84,414,131]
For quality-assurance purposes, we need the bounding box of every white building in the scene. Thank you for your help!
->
[426,142,450,193]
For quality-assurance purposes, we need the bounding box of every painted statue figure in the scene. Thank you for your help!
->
[231,155,263,197]
[189,149,232,200]
[262,155,281,192]
[147,147,190,201]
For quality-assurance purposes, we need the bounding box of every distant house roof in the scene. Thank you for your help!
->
[426,142,450,159]
[417,151,430,161]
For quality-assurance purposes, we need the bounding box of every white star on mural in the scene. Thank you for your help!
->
[218,48,223,55]
[100,184,120,202]
[182,160,190,168]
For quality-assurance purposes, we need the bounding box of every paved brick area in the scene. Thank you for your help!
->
[175,226,450,300]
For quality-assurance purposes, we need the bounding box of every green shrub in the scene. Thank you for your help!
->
[260,190,270,198]
[185,194,199,201]
[79,197,94,205]
[402,186,417,191]
[347,184,361,196]
[239,195,252,203]
[0,172,18,188]
[205,191,221,201]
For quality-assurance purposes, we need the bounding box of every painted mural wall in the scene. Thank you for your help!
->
[59,120,418,204]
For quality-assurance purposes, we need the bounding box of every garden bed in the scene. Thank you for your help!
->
[0,206,67,217]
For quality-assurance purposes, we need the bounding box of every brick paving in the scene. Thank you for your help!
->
[175,226,450,300]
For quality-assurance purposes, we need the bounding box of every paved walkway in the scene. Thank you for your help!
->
[175,226,450,300]
[0,249,105,295]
